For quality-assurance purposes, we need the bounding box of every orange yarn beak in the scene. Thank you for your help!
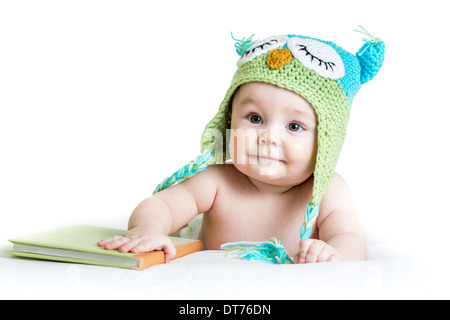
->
[267,48,292,70]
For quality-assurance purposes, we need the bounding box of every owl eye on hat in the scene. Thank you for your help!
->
[154,26,385,243]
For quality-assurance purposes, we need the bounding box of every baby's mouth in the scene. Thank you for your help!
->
[257,155,278,161]
[249,154,284,163]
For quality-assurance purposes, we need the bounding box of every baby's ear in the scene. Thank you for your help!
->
[354,26,385,85]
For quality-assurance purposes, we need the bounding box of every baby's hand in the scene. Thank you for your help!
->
[97,226,176,263]
[294,239,339,264]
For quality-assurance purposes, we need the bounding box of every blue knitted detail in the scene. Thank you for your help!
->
[153,151,213,194]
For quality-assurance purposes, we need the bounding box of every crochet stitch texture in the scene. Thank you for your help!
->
[154,28,385,262]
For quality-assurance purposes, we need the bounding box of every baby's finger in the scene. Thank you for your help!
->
[104,236,131,250]
[128,239,154,253]
[117,238,143,253]
[298,239,314,263]
[97,235,118,246]
[316,245,335,263]
[130,239,177,263]
[161,241,177,263]
[98,236,127,248]
[304,241,324,263]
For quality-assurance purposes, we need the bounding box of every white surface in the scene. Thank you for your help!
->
[0,241,425,300]
[1,0,449,300]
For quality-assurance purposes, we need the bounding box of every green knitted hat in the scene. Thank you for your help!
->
[155,27,385,240]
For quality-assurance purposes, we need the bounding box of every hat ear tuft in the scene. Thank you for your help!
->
[354,26,385,84]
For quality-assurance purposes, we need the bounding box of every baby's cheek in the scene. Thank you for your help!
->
[287,140,316,167]
[228,135,244,165]
[228,129,258,165]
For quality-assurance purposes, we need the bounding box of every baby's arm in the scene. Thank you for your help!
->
[97,167,218,262]
[295,173,366,263]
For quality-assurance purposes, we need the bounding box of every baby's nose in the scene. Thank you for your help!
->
[257,128,280,146]
[267,48,292,70]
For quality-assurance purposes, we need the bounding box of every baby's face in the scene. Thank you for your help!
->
[229,82,317,188]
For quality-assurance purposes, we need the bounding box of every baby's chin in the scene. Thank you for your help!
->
[233,161,308,189]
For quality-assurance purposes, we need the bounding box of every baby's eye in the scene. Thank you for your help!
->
[248,114,263,124]
[287,37,345,80]
[237,35,288,67]
[287,122,303,132]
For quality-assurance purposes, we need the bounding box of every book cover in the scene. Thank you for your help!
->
[5,225,203,270]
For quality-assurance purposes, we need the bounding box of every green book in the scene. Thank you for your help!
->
[5,225,203,270]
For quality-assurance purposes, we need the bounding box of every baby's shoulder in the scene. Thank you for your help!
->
[317,172,354,220]
[200,164,252,193]
[204,164,245,182]
[204,163,238,174]
[322,172,352,205]
[325,172,350,194]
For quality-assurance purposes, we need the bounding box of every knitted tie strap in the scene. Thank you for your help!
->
[153,151,213,194]
[300,202,320,240]
[221,238,294,264]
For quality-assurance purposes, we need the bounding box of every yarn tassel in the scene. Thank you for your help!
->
[153,151,214,194]
[231,32,256,56]
[354,25,379,44]
[221,203,319,264]
[354,25,381,57]
[221,238,294,264]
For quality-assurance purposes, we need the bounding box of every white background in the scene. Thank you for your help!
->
[1,0,449,295]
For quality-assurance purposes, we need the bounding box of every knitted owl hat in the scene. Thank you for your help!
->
[154,26,385,244]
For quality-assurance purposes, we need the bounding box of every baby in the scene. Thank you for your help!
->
[98,29,385,264]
